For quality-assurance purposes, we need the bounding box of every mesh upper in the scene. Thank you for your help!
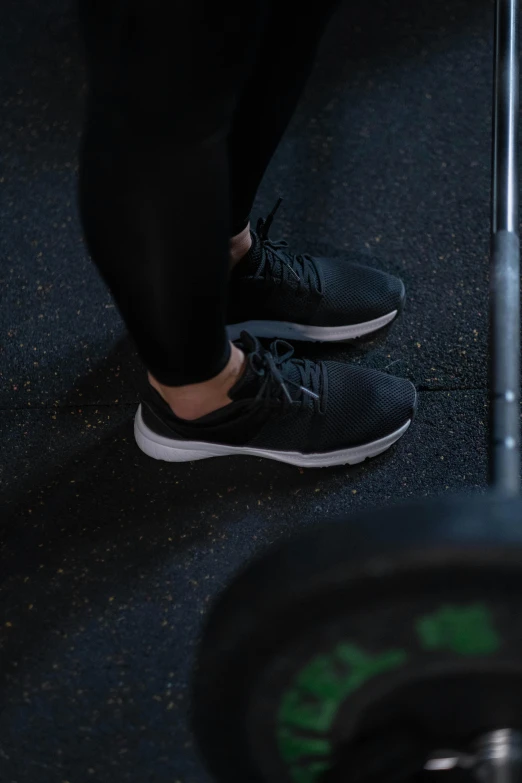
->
[316,362,415,450]
[142,337,416,455]
[228,232,404,327]
[311,258,404,326]
[249,362,416,453]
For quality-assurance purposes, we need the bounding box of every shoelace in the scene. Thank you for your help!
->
[255,199,321,294]
[248,338,322,408]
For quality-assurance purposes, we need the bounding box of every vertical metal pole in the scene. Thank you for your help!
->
[490,0,520,494]
[474,730,522,783]
[425,731,522,779]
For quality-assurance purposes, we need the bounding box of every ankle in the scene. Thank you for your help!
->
[148,344,246,421]
[229,223,252,270]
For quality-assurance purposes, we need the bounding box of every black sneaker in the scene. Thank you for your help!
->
[134,333,416,468]
[227,199,406,343]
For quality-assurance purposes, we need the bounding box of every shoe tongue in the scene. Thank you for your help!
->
[233,231,264,277]
[276,358,303,400]
[228,331,262,401]
[228,358,261,401]
[229,333,304,403]
[234,230,321,291]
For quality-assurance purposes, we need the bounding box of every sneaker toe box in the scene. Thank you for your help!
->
[314,258,405,326]
[319,362,417,450]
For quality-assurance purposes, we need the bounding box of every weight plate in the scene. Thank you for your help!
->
[192,494,522,783]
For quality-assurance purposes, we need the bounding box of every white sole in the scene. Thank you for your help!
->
[227,310,398,343]
[134,405,411,468]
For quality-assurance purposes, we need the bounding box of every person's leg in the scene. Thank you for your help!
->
[221,0,406,346]
[78,0,270,418]
[227,0,341,248]
[78,0,417,467]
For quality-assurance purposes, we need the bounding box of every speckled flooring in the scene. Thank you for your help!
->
[1,0,493,781]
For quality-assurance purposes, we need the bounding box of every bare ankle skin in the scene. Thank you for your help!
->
[229,223,252,270]
[148,343,246,421]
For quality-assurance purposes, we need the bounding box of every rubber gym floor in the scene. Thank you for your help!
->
[1,0,497,780]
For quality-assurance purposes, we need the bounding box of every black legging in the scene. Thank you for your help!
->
[78,0,339,386]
